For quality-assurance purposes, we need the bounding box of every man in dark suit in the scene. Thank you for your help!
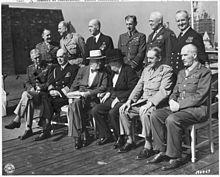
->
[91,49,138,147]
[67,50,108,149]
[34,48,79,141]
[170,10,208,75]
[148,44,211,170]
[118,15,146,73]
[5,49,52,140]
[85,19,114,58]
[36,28,59,64]
[146,11,176,65]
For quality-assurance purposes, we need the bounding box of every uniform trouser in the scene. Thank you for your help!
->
[14,91,53,128]
[92,98,123,139]
[68,98,87,138]
[150,107,200,158]
[119,106,140,136]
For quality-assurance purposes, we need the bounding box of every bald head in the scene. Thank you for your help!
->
[149,11,163,31]
[181,44,198,67]
[56,49,68,66]
[88,19,101,36]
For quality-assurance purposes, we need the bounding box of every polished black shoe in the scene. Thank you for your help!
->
[82,139,88,147]
[113,137,125,149]
[136,148,155,160]
[5,121,21,129]
[118,142,135,153]
[19,129,33,140]
[161,158,183,171]
[75,138,82,149]
[34,131,51,141]
[146,152,168,164]
[97,137,113,145]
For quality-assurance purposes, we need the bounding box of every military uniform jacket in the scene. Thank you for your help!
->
[129,64,173,107]
[147,27,176,65]
[47,63,79,98]
[170,27,208,74]
[118,30,146,71]
[25,63,52,91]
[169,62,211,120]
[107,64,138,103]
[70,65,108,97]
[85,33,114,57]
[36,41,59,64]
[60,33,86,60]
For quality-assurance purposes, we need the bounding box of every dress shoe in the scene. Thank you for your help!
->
[136,148,155,160]
[113,137,125,149]
[97,137,113,145]
[75,138,82,149]
[146,152,168,164]
[34,131,51,141]
[118,142,135,153]
[5,121,21,129]
[19,129,33,140]
[161,158,183,171]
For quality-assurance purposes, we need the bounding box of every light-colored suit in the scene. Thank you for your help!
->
[68,65,108,137]
[119,64,173,138]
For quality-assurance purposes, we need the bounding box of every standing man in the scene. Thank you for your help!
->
[118,15,146,73]
[148,44,211,170]
[58,21,86,66]
[118,47,173,153]
[5,49,52,140]
[92,49,138,147]
[146,11,176,65]
[86,19,114,57]
[36,28,59,64]
[34,48,79,141]
[170,10,208,75]
[67,50,108,149]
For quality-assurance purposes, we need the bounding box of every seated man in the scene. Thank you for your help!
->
[118,47,173,154]
[34,48,79,141]
[67,50,108,149]
[148,44,211,170]
[5,49,53,140]
[91,49,138,147]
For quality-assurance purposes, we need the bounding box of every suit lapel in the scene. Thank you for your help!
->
[114,65,124,88]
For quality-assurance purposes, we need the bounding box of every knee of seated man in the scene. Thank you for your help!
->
[165,114,179,126]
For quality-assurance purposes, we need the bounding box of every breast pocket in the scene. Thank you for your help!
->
[66,43,77,54]
[130,41,139,54]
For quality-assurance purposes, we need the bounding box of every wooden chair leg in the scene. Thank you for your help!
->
[209,120,214,153]
[190,126,196,163]
[92,117,97,139]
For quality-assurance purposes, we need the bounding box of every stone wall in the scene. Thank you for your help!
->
[2,4,64,75]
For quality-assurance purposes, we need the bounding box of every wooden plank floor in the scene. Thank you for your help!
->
[2,120,219,175]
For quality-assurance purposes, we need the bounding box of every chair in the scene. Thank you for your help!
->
[51,98,97,138]
[184,80,218,163]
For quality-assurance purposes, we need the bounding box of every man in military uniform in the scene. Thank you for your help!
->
[118,15,146,73]
[36,28,59,64]
[146,11,176,65]
[170,10,208,75]
[5,49,52,140]
[58,21,86,66]
[86,19,114,57]
[34,48,79,141]
[148,44,211,170]
[118,47,173,154]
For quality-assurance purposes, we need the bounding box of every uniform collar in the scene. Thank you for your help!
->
[180,26,190,36]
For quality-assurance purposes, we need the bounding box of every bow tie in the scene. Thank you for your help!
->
[91,69,98,73]
[113,71,119,74]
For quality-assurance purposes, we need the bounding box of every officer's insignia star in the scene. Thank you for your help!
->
[186,36,193,43]
[65,72,71,77]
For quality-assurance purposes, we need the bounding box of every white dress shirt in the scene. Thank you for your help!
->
[88,67,98,87]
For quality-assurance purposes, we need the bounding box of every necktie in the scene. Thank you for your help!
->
[93,36,96,43]
[178,32,183,40]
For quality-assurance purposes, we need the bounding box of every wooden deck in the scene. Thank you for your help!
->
[2,119,219,175]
